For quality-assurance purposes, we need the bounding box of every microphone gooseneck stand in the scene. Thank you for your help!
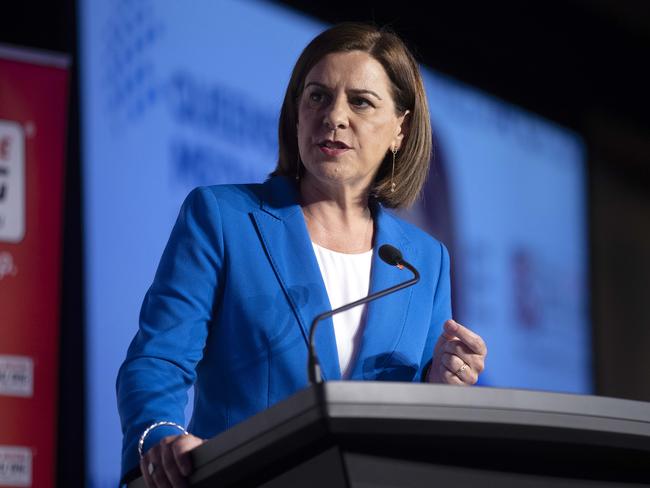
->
[307,244,420,384]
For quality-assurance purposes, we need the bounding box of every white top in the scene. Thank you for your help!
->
[311,242,373,378]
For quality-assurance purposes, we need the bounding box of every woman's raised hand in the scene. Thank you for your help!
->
[428,319,487,385]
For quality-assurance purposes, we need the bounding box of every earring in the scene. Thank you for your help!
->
[390,146,398,192]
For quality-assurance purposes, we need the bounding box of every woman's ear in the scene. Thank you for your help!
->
[394,109,411,150]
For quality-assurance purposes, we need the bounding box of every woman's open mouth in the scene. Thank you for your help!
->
[318,140,350,157]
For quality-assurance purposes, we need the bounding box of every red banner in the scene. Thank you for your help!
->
[0,45,69,488]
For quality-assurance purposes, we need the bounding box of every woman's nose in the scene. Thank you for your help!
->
[322,96,349,130]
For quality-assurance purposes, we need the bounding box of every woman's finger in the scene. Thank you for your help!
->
[443,320,487,356]
[443,339,472,362]
[441,351,464,373]
[141,443,172,488]
[160,437,188,488]
[140,455,155,488]
[440,367,465,385]
[443,340,485,373]
[171,434,205,477]
[441,352,477,384]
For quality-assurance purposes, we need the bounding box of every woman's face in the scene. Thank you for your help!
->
[297,50,409,192]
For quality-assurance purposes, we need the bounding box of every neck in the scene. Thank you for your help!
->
[299,175,374,253]
[299,175,370,222]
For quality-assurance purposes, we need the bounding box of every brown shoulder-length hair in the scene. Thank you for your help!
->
[270,22,432,209]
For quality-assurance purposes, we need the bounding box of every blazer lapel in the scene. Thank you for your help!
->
[251,177,341,381]
[348,202,416,380]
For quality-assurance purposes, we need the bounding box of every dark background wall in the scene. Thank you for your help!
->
[1,0,648,485]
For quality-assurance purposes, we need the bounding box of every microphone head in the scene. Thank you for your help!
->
[378,244,403,266]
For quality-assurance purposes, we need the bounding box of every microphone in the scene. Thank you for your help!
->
[307,244,420,384]
[379,244,404,267]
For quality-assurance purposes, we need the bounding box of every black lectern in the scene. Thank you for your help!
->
[129,382,650,487]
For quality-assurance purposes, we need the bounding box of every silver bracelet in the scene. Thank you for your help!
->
[138,421,189,458]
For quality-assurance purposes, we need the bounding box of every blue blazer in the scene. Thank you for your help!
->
[117,176,451,480]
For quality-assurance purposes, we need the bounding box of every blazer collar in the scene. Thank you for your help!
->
[258,175,303,220]
[252,176,415,381]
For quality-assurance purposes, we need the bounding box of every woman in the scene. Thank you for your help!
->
[118,22,487,487]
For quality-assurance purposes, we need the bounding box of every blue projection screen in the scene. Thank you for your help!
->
[80,1,589,486]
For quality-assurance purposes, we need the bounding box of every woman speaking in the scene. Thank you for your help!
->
[117,22,488,487]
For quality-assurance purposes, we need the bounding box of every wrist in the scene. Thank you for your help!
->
[138,421,188,458]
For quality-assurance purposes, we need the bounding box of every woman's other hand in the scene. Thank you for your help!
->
[140,433,205,488]
[428,319,487,385]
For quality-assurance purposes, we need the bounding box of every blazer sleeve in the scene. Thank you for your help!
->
[418,241,452,382]
[116,186,224,482]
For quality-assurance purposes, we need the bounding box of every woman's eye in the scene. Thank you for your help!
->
[308,91,325,103]
[351,97,372,108]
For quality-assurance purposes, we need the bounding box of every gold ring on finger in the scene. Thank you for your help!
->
[454,362,469,378]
